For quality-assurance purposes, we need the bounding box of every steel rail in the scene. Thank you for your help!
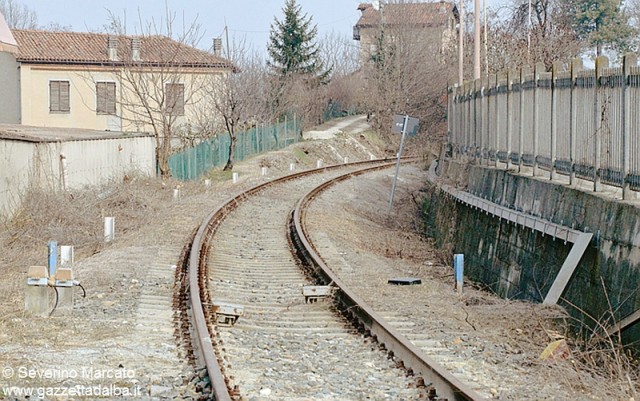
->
[186,158,414,400]
[291,164,488,401]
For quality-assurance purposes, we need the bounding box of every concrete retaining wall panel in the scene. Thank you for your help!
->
[424,161,640,343]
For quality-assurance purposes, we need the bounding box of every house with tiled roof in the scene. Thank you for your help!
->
[0,13,233,135]
[353,1,458,67]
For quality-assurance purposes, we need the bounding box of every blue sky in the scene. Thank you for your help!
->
[17,0,508,53]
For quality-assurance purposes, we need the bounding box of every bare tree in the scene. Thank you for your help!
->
[40,22,72,32]
[318,31,360,78]
[201,36,270,170]
[357,2,456,142]
[485,0,582,71]
[103,10,231,178]
[316,31,362,119]
[0,0,37,29]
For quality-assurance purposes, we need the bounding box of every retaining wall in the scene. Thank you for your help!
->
[423,160,640,343]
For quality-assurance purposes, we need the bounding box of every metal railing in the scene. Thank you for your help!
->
[448,55,640,199]
[169,115,301,181]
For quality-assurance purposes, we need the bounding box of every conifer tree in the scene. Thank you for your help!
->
[563,0,636,56]
[267,0,328,81]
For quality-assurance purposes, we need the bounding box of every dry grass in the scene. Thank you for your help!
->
[0,173,182,317]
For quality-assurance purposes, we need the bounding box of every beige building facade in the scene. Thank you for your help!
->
[0,18,233,134]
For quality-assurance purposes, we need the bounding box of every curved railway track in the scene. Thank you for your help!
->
[176,159,487,401]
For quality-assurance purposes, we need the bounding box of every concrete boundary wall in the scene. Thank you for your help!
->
[423,160,640,344]
[0,133,155,217]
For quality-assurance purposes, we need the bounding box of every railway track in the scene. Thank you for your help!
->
[176,159,487,400]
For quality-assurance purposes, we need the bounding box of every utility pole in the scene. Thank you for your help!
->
[474,0,481,80]
[458,0,465,84]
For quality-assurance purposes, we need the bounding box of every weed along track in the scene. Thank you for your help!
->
[177,158,488,400]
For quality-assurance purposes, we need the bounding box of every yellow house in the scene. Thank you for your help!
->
[0,16,232,135]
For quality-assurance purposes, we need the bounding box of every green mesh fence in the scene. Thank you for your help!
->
[322,100,358,122]
[169,116,301,181]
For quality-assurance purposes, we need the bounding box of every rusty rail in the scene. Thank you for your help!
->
[185,158,415,399]
[290,164,488,401]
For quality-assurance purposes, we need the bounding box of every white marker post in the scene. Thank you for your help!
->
[104,217,115,242]
[316,159,324,169]
[261,167,268,176]
[232,172,239,184]
[204,179,212,188]
[289,163,296,171]
[60,246,74,266]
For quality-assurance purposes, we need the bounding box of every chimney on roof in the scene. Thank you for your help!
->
[107,36,118,61]
[212,37,222,57]
[131,37,141,62]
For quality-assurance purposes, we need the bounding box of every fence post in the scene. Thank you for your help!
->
[451,86,457,158]
[473,79,480,162]
[506,70,516,170]
[448,86,453,151]
[551,61,562,181]
[594,56,609,192]
[519,66,526,173]
[487,74,496,166]
[480,78,487,164]
[623,54,636,200]
[460,83,465,157]
[469,80,478,160]
[460,83,466,157]
[570,58,582,186]
[462,82,469,158]
[285,114,288,147]
[496,72,505,168]
[533,62,545,176]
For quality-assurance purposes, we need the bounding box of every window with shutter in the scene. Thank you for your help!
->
[49,81,70,113]
[165,83,185,116]
[96,82,116,115]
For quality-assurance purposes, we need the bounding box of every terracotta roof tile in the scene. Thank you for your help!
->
[11,29,232,69]
[355,2,456,28]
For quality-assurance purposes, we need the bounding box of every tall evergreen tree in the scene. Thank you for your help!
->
[267,0,328,80]
[563,0,636,56]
